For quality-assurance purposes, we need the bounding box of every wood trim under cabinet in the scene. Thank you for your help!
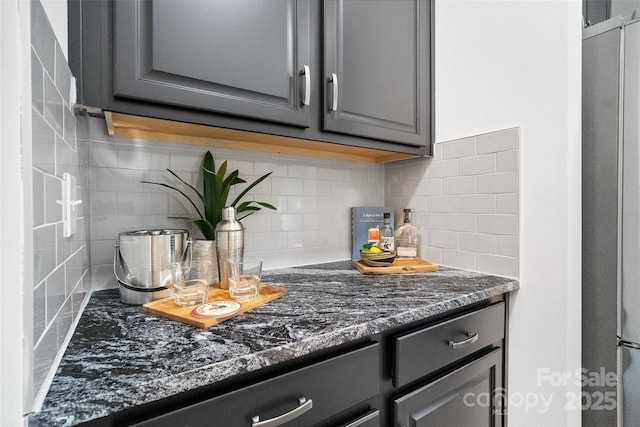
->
[104,112,418,164]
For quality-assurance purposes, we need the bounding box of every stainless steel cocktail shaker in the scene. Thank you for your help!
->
[215,206,244,289]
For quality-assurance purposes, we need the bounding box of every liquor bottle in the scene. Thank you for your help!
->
[379,212,395,252]
[395,209,420,258]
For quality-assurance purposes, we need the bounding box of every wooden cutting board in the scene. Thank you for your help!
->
[142,284,287,328]
[352,258,438,274]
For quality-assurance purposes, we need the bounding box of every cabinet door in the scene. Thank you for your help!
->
[114,0,311,127]
[323,0,430,147]
[394,349,504,427]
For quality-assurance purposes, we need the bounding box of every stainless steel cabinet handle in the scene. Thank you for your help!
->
[251,397,313,427]
[448,332,479,350]
[301,65,310,106]
[330,73,338,111]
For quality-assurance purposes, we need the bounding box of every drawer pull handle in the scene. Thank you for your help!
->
[448,332,479,350]
[251,397,313,427]
[301,65,311,106]
[329,73,339,111]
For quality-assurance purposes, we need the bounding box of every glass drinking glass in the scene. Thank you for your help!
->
[227,256,262,300]
[170,260,211,306]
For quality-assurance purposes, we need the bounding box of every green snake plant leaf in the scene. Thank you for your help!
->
[141,151,275,241]
[140,180,204,220]
[166,169,204,205]
[231,172,273,207]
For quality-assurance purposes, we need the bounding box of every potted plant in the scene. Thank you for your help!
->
[142,151,276,283]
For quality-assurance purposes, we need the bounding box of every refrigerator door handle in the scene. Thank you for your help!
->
[618,336,640,349]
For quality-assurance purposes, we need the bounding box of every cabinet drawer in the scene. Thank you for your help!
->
[393,303,504,387]
[132,343,379,427]
[342,409,380,427]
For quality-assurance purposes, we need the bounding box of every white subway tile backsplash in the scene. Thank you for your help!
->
[426,159,458,178]
[117,192,168,215]
[90,191,117,216]
[427,195,458,213]
[386,127,519,278]
[496,193,519,214]
[255,161,289,178]
[43,73,63,135]
[497,150,518,172]
[32,110,56,174]
[30,3,91,404]
[442,249,476,270]
[54,43,70,101]
[33,326,57,397]
[458,153,496,176]
[46,266,66,324]
[476,254,518,278]
[476,172,518,194]
[427,230,458,249]
[90,167,144,192]
[63,106,76,144]
[416,179,442,196]
[442,176,476,195]
[441,136,476,159]
[272,214,305,232]
[422,246,443,264]
[318,166,346,181]
[32,50,44,115]
[33,169,45,226]
[458,194,496,214]
[441,214,476,232]
[56,134,77,179]
[254,231,288,251]
[34,225,57,285]
[497,235,519,257]
[288,164,318,179]
[117,145,170,171]
[56,299,73,349]
[44,174,62,223]
[459,232,497,254]
[287,196,319,213]
[344,168,370,182]
[91,240,115,266]
[90,142,118,168]
[477,128,519,153]
[303,179,332,197]
[423,213,442,230]
[476,214,518,235]
[271,177,304,196]
[33,283,46,342]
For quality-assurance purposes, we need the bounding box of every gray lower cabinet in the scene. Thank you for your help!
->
[323,0,431,147]
[391,302,506,427]
[394,349,504,427]
[130,343,380,427]
[114,0,311,127]
[96,298,506,426]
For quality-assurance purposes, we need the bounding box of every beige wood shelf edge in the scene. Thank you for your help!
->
[104,112,417,164]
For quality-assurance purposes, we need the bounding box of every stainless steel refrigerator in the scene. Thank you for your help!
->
[584,13,640,427]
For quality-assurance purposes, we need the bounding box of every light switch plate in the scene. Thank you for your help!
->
[59,173,82,238]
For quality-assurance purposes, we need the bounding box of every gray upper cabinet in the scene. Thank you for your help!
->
[114,0,311,127]
[69,0,432,157]
[323,0,430,147]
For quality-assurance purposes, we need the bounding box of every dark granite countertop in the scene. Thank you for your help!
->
[29,261,519,426]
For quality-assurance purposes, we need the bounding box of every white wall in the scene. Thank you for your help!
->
[436,1,582,425]
[1,0,30,425]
